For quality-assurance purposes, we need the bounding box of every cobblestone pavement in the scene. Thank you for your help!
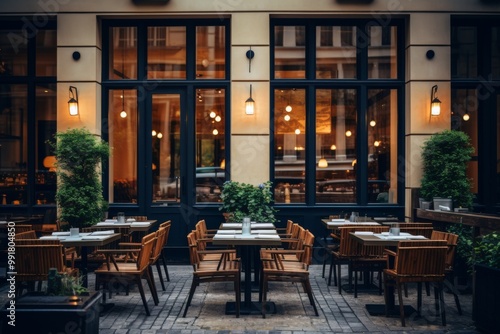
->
[1,264,478,333]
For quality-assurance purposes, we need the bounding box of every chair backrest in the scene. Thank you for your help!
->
[15,224,33,233]
[431,230,459,270]
[136,232,157,271]
[301,230,315,266]
[288,223,304,250]
[186,231,200,268]
[151,225,167,262]
[15,239,66,282]
[338,226,390,257]
[15,230,38,239]
[394,240,448,276]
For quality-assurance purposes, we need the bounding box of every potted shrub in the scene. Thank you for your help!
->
[52,128,110,229]
[472,232,500,334]
[2,270,102,334]
[219,180,277,223]
[420,130,474,211]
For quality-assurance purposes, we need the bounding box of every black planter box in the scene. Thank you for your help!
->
[1,291,102,334]
[473,264,500,334]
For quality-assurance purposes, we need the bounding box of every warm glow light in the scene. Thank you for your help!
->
[213,129,218,135]
[345,130,352,137]
[330,144,336,150]
[285,105,292,112]
[245,84,255,115]
[157,132,163,139]
[318,158,328,168]
[431,85,441,116]
[463,113,470,121]
[43,156,57,172]
[215,115,221,122]
[120,110,127,118]
[370,120,376,127]
[152,130,157,136]
[374,140,380,147]
[209,111,216,118]
[295,129,301,135]
[68,86,79,116]
[284,114,291,121]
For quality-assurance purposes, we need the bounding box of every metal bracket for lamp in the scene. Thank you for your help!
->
[246,46,255,73]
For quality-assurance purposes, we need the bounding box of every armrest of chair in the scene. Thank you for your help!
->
[384,248,397,269]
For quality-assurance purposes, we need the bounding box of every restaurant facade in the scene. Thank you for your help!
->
[0,0,499,256]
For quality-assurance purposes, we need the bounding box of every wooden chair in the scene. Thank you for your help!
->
[431,230,462,314]
[383,240,448,327]
[94,232,159,316]
[15,230,37,239]
[183,231,241,317]
[259,229,318,318]
[158,220,171,282]
[15,239,78,296]
[398,226,434,238]
[15,224,33,233]
[329,225,389,292]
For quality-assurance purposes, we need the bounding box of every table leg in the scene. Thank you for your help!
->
[80,246,88,288]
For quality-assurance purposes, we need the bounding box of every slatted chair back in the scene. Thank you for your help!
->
[15,224,33,233]
[16,239,67,283]
[15,230,37,239]
[301,230,315,267]
[187,231,200,268]
[337,226,389,257]
[431,230,459,270]
[136,232,157,271]
[151,225,167,263]
[393,240,447,278]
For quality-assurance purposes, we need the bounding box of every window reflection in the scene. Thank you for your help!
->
[367,89,397,203]
[274,88,306,203]
[195,88,226,202]
[148,27,186,79]
[274,26,306,79]
[109,89,138,203]
[368,26,397,79]
[451,26,478,79]
[151,93,181,203]
[316,26,357,79]
[196,26,226,79]
[35,84,57,205]
[0,29,28,76]
[110,27,137,80]
[315,89,357,204]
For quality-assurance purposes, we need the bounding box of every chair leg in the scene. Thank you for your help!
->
[417,282,423,316]
[234,275,240,318]
[136,276,151,316]
[155,262,166,291]
[161,251,170,282]
[397,282,406,327]
[444,278,462,315]
[261,274,268,318]
[337,260,342,294]
[183,277,198,317]
[425,281,431,296]
[438,282,447,326]
[304,278,319,316]
[145,267,159,305]
[354,269,358,298]
[328,256,334,286]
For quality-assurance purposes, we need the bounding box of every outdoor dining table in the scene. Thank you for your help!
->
[40,231,121,287]
[350,231,428,317]
[92,219,158,241]
[211,223,281,315]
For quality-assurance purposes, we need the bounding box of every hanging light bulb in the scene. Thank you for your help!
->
[152,130,157,136]
[285,104,292,112]
[463,112,470,121]
[330,144,336,150]
[370,120,376,127]
[284,114,291,121]
[120,89,127,118]
[295,129,301,135]
[345,130,352,137]
[318,158,328,168]
[120,110,127,118]
[215,115,222,122]
[157,132,163,139]
[212,129,218,135]
[374,140,380,147]
[209,111,216,118]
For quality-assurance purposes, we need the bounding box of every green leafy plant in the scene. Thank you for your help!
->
[420,130,474,209]
[52,128,110,229]
[219,181,277,223]
[473,232,500,269]
[47,269,88,296]
[447,223,475,272]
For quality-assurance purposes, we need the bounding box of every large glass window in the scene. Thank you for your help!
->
[272,19,403,206]
[104,19,228,206]
[0,21,57,208]
[451,18,500,212]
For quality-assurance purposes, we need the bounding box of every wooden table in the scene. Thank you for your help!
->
[92,220,158,241]
[40,231,121,287]
[350,231,427,317]
[212,226,281,315]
